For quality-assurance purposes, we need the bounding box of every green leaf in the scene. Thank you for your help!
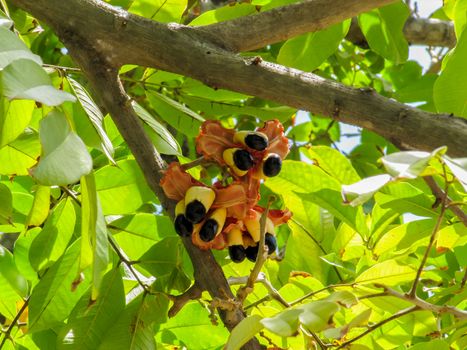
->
[434,29,467,118]
[0,245,28,297]
[443,156,467,192]
[225,315,264,350]
[408,339,450,350]
[94,159,157,215]
[341,174,392,206]
[374,218,436,257]
[158,301,229,350]
[301,146,361,184]
[99,293,169,350]
[182,95,295,123]
[28,240,90,332]
[189,3,256,25]
[109,213,176,240]
[0,265,20,319]
[132,100,181,155]
[25,185,50,227]
[0,99,35,148]
[297,301,339,332]
[0,182,13,224]
[138,236,191,292]
[277,20,350,71]
[326,290,358,308]
[358,2,409,63]
[0,11,13,28]
[29,198,76,271]
[57,268,125,349]
[1,59,75,105]
[181,78,249,101]
[381,147,446,178]
[0,27,42,68]
[454,1,467,38]
[436,223,467,251]
[32,111,92,185]
[128,0,187,23]
[260,308,303,337]
[266,160,367,235]
[67,77,115,165]
[13,228,41,283]
[80,173,109,300]
[0,129,40,176]
[146,91,203,138]
[355,259,416,286]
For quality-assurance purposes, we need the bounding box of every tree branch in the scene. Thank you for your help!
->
[347,17,456,48]
[200,0,397,52]
[10,0,467,157]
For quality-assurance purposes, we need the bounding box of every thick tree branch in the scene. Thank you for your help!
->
[347,17,456,48]
[11,0,467,157]
[200,0,397,52]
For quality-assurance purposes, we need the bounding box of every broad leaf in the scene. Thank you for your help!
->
[67,77,116,164]
[278,20,350,71]
[443,156,467,192]
[0,99,35,148]
[0,182,13,224]
[146,91,203,138]
[434,28,467,118]
[260,308,303,337]
[28,240,90,332]
[342,174,392,206]
[57,268,125,349]
[355,259,416,286]
[128,0,187,23]
[0,245,28,297]
[0,27,42,68]
[32,111,93,185]
[25,185,50,227]
[80,173,109,300]
[297,301,339,332]
[132,100,181,155]
[0,129,40,176]
[358,2,409,63]
[1,59,75,105]
[225,315,264,350]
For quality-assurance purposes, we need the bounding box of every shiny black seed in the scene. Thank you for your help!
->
[185,200,206,224]
[174,214,193,237]
[245,133,268,151]
[229,245,246,263]
[263,154,282,177]
[245,244,259,262]
[199,219,219,242]
[233,149,254,171]
[265,233,277,255]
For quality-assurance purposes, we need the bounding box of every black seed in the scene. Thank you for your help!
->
[199,219,219,242]
[233,149,254,171]
[174,215,193,237]
[229,245,246,263]
[263,154,282,177]
[245,133,268,151]
[245,244,259,262]
[265,233,277,255]
[185,200,206,224]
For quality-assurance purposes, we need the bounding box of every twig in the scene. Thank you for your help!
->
[424,176,467,226]
[291,218,344,282]
[0,297,29,350]
[237,197,273,304]
[301,325,330,350]
[168,283,204,317]
[60,186,81,205]
[461,267,467,289]
[375,285,467,319]
[107,235,154,295]
[289,283,355,307]
[180,156,206,170]
[335,306,419,349]
[229,273,290,308]
[409,175,449,298]
[43,63,82,72]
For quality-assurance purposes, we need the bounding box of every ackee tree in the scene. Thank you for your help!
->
[0,0,466,349]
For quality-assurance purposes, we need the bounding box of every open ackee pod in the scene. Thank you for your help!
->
[196,119,290,179]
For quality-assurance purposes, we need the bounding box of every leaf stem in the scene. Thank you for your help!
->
[0,297,29,350]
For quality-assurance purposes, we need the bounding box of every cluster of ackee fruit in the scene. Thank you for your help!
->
[161,120,291,263]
